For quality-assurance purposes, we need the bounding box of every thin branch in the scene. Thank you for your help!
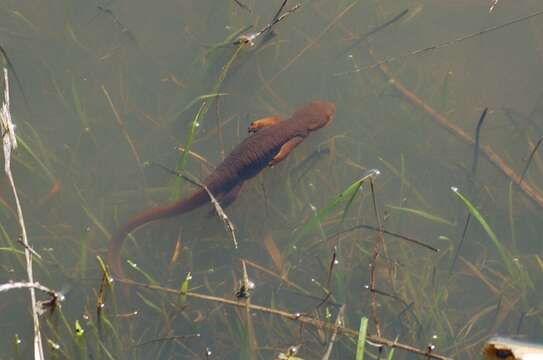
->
[0,281,59,295]
[375,55,543,210]
[102,85,143,166]
[335,9,543,75]
[176,146,215,171]
[135,333,201,347]
[242,258,307,293]
[323,224,438,252]
[270,0,289,27]
[150,162,238,248]
[234,2,301,46]
[1,68,44,360]
[17,237,42,259]
[117,278,453,360]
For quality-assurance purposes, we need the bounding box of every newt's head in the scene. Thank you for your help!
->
[296,100,336,132]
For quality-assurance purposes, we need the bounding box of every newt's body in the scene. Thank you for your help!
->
[108,101,336,277]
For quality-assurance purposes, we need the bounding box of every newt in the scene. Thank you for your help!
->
[107,100,336,278]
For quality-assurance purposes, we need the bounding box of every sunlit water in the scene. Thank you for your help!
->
[1,1,542,359]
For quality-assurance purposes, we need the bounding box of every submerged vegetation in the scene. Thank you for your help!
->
[1,1,543,359]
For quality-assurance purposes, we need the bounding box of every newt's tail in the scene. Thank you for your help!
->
[107,190,209,279]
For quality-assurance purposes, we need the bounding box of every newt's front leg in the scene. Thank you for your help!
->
[269,137,304,167]
[248,116,282,133]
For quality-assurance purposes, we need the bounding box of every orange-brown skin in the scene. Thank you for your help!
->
[108,101,336,278]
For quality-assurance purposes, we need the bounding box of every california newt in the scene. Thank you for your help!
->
[107,100,336,277]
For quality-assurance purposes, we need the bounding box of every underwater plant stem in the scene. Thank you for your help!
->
[519,137,542,186]
[369,179,384,338]
[214,98,225,160]
[336,8,409,60]
[102,86,142,167]
[175,43,245,199]
[471,107,488,176]
[337,9,543,75]
[322,304,345,360]
[232,0,251,13]
[269,0,361,83]
[322,224,438,252]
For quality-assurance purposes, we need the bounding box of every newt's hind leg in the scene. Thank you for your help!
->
[248,116,282,133]
[269,137,304,167]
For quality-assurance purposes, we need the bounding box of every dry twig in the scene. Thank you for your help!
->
[1,68,45,360]
[234,2,301,46]
[0,281,59,296]
[118,278,453,360]
[321,305,345,360]
[152,162,238,248]
[375,58,543,209]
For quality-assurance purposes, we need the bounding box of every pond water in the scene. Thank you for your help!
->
[1,1,542,359]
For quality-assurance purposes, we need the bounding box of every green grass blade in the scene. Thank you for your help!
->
[355,316,368,360]
[126,259,158,285]
[74,320,84,337]
[451,187,515,277]
[379,157,431,209]
[508,181,516,249]
[15,135,56,184]
[171,102,207,199]
[74,186,110,239]
[340,178,363,225]
[71,76,90,129]
[169,92,229,124]
[535,255,543,271]
[96,255,112,288]
[438,70,451,112]
[294,170,379,241]
[178,272,192,307]
[195,25,251,65]
[74,319,87,360]
[171,44,245,199]
[386,205,454,226]
[136,292,162,314]
[0,247,24,255]
[386,337,399,360]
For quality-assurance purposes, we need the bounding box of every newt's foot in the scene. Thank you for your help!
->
[248,116,282,133]
[268,136,304,168]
